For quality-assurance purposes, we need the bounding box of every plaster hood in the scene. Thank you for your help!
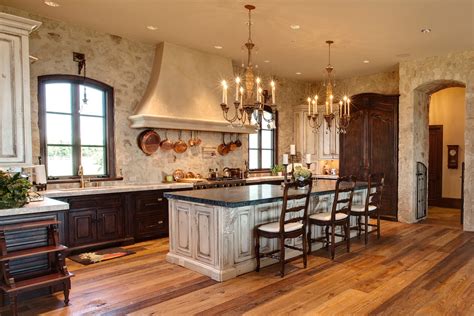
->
[129,42,256,134]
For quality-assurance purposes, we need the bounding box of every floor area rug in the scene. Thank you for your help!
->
[68,247,135,265]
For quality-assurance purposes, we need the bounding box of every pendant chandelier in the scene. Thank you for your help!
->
[306,41,351,134]
[220,5,277,129]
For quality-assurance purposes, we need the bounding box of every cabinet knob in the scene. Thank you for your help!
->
[157,198,163,202]
[158,220,164,224]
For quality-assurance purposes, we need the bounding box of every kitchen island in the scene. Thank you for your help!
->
[164,180,367,281]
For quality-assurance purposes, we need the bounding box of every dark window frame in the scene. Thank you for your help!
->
[38,74,118,183]
[248,106,278,172]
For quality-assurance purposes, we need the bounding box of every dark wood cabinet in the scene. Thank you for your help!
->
[68,209,97,247]
[340,93,399,220]
[62,193,128,249]
[132,191,168,240]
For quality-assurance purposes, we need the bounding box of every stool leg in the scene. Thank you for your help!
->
[357,216,362,237]
[330,224,336,260]
[9,293,17,316]
[302,229,308,268]
[345,221,350,253]
[377,212,381,239]
[280,238,286,277]
[255,230,260,272]
[364,214,369,245]
[307,223,312,254]
[325,226,329,250]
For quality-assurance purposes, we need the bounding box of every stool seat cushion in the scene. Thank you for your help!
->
[258,221,303,233]
[351,205,377,212]
[309,212,348,222]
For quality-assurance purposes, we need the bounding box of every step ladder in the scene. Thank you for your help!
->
[0,219,73,316]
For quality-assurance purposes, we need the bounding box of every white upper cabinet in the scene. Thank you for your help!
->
[294,104,339,162]
[319,116,339,160]
[0,13,41,167]
[293,105,318,161]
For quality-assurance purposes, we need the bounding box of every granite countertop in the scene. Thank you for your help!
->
[0,198,69,217]
[164,180,367,208]
[245,175,285,183]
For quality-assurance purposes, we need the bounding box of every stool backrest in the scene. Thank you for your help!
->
[331,176,357,221]
[366,173,385,212]
[279,178,313,233]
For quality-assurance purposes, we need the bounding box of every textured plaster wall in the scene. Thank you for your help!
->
[399,51,474,231]
[2,6,311,186]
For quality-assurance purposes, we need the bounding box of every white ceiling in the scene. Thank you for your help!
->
[1,0,473,80]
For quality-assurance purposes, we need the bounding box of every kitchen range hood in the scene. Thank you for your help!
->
[129,42,256,134]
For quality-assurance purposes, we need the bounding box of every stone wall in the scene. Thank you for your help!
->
[1,5,311,186]
[398,51,474,231]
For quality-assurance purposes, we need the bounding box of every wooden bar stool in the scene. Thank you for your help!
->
[307,176,356,260]
[255,178,313,277]
[350,173,385,244]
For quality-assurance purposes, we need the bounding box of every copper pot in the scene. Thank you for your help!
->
[229,134,237,151]
[138,129,161,155]
[235,134,242,148]
[160,130,174,151]
[174,131,188,153]
[217,134,229,156]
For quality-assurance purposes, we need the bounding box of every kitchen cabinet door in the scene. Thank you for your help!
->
[97,207,124,241]
[293,108,318,159]
[68,209,97,247]
[319,116,339,159]
[0,14,40,167]
[193,205,216,265]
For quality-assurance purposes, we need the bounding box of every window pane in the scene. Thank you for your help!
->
[46,113,72,145]
[47,146,73,176]
[249,149,259,170]
[261,150,273,169]
[80,85,105,116]
[249,133,258,149]
[81,146,105,175]
[45,83,71,113]
[80,116,105,146]
[262,130,273,149]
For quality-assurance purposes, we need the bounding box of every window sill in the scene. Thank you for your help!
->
[47,176,124,184]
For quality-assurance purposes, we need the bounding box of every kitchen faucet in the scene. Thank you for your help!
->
[78,165,86,188]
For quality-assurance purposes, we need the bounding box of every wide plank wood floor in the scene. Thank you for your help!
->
[1,218,473,315]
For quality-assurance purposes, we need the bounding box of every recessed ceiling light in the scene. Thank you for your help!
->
[290,24,300,30]
[363,60,370,64]
[295,72,302,75]
[44,1,60,7]
[421,28,431,33]
[214,45,223,49]
[264,60,270,63]
[146,25,158,31]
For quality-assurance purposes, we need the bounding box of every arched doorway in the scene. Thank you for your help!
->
[411,80,467,228]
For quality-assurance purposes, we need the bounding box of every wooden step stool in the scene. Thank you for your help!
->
[0,219,73,316]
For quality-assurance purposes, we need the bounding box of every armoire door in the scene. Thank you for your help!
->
[340,93,399,220]
[367,95,399,218]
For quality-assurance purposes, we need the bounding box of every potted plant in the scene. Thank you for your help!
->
[0,171,31,209]
[271,164,285,176]
[292,166,312,189]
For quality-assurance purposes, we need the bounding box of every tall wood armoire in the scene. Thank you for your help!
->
[340,93,399,220]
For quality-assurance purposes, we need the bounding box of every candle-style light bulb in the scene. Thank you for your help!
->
[315,95,318,113]
[221,80,228,104]
[235,77,241,101]
[239,86,244,105]
[271,81,276,104]
[347,99,351,116]
[339,100,343,117]
[256,77,261,102]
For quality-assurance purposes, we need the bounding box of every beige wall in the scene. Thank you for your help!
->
[399,50,474,231]
[429,87,466,199]
[1,5,310,186]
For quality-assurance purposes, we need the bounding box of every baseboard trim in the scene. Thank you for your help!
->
[430,198,462,209]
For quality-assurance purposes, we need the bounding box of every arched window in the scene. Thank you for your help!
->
[38,75,116,181]
[248,106,278,171]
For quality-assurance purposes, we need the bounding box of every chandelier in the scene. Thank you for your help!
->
[306,41,351,134]
[220,5,277,128]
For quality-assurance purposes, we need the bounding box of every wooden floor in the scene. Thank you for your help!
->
[2,217,473,315]
[422,206,463,229]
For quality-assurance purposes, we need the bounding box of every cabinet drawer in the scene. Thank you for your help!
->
[135,195,167,215]
[135,214,168,239]
[68,194,122,209]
